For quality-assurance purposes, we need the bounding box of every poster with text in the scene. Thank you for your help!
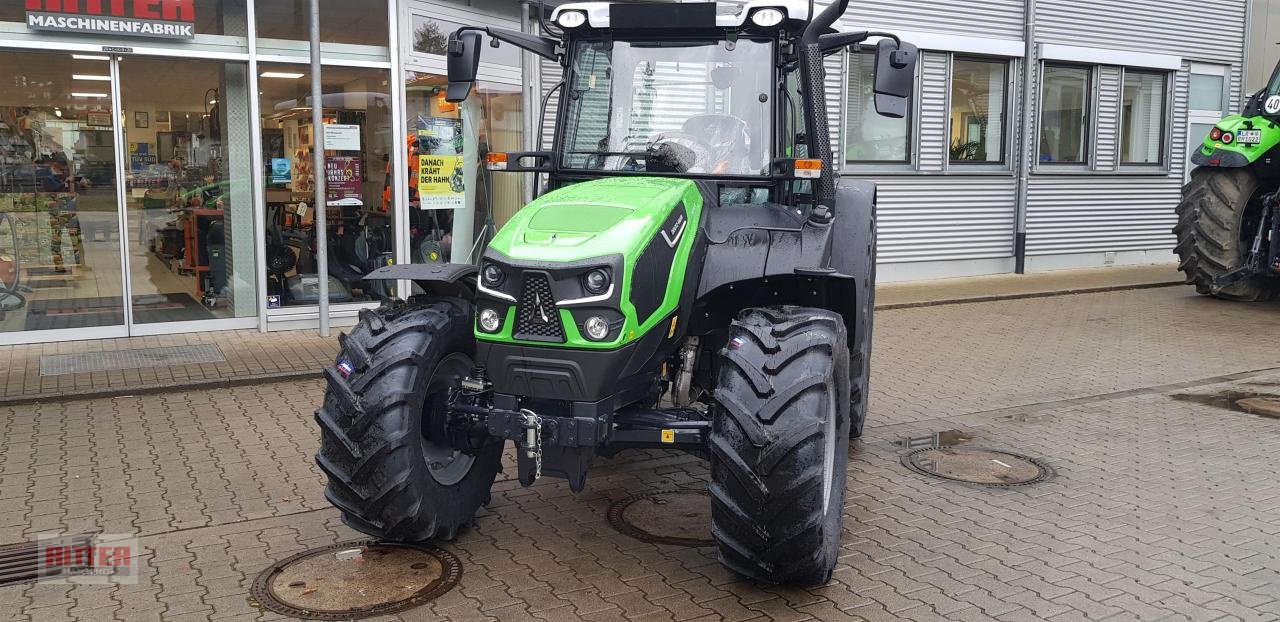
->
[325,156,363,206]
[416,117,465,210]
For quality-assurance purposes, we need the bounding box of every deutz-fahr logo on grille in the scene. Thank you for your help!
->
[533,292,552,324]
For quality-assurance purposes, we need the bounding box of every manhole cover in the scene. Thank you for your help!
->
[607,489,715,546]
[1172,390,1280,419]
[902,447,1052,487]
[249,541,461,620]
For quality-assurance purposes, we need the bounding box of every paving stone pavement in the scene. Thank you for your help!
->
[1,285,1279,621]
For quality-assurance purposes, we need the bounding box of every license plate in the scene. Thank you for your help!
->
[1238,130,1263,144]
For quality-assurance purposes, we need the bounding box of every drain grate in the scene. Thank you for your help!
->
[0,535,94,587]
[40,344,225,376]
[249,541,461,620]
[903,447,1052,487]
[607,489,715,547]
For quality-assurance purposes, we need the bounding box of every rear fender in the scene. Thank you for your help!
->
[364,263,478,299]
[692,181,877,353]
[1191,115,1280,168]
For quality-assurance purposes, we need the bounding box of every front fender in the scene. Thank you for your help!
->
[364,262,478,298]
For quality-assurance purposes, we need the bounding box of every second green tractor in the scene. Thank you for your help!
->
[1177,61,1280,300]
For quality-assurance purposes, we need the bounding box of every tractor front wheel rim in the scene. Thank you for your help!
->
[421,352,477,487]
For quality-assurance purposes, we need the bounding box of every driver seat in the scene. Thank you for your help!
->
[681,114,754,174]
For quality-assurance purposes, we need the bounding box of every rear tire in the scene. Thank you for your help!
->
[315,299,502,542]
[1174,167,1280,301]
[709,306,852,586]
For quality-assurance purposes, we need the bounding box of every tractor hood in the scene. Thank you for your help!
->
[487,177,701,264]
[1192,114,1280,168]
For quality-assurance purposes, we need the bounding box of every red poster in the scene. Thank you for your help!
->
[325,156,363,206]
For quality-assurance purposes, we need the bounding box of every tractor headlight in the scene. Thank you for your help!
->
[479,308,502,333]
[556,10,587,29]
[584,316,610,341]
[583,268,611,295]
[750,8,785,27]
[481,263,505,287]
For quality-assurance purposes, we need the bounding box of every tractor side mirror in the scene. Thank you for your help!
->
[446,30,482,102]
[873,39,918,119]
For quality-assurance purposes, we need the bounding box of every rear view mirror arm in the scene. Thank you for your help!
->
[452,26,560,62]
[818,31,903,54]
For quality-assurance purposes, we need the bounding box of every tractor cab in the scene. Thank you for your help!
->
[447,1,916,211]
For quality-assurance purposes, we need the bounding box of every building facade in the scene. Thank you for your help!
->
[810,0,1245,281]
[0,0,527,345]
[0,0,1255,345]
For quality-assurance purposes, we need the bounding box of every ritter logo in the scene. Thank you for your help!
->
[26,0,197,40]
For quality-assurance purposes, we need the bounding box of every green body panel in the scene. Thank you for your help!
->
[478,177,704,350]
[1198,114,1280,163]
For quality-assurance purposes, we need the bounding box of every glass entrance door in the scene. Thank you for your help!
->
[118,57,258,326]
[0,51,128,341]
[0,50,258,344]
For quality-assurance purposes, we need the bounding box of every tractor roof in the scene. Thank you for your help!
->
[551,1,816,30]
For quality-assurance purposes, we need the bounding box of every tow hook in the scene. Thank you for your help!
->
[519,409,543,483]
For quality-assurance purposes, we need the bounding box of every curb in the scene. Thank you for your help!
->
[0,369,324,408]
[1,280,1186,406]
[875,280,1185,311]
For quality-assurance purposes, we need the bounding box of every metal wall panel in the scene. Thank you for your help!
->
[825,53,843,158]
[1025,177,1180,253]
[540,58,562,150]
[917,52,950,172]
[1094,67,1121,171]
[1037,0,1246,65]
[870,177,1018,263]
[1172,62,1192,178]
[830,0,1025,40]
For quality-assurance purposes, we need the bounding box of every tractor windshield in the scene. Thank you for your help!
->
[560,38,773,176]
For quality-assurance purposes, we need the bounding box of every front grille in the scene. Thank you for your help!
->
[515,272,565,342]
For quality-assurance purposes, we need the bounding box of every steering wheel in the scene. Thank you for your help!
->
[0,212,24,313]
[646,131,720,174]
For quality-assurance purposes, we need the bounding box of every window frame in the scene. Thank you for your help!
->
[841,49,918,172]
[1035,61,1096,172]
[1117,67,1173,170]
[946,54,1014,171]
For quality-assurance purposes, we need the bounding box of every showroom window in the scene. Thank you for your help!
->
[257,63,395,309]
[1039,64,1092,165]
[950,57,1009,165]
[410,14,519,66]
[845,52,912,164]
[1120,70,1169,166]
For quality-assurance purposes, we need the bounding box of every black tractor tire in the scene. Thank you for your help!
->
[709,306,852,586]
[315,299,502,542]
[1174,167,1280,301]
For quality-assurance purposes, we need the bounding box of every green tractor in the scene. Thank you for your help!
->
[315,0,916,585]
[1177,66,1280,300]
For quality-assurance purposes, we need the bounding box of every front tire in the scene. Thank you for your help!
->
[1174,167,1280,300]
[709,307,852,586]
[315,299,502,542]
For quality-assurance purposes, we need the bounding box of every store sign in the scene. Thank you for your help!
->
[416,118,465,210]
[25,0,197,40]
[325,156,363,207]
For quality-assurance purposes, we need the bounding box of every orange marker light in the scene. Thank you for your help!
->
[486,152,509,171]
[794,159,822,179]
